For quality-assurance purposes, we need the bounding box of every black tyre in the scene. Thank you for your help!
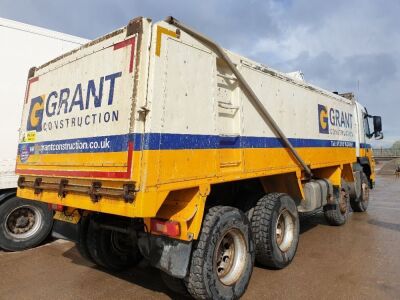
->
[86,219,142,271]
[251,193,299,269]
[0,197,53,251]
[75,215,94,263]
[160,271,189,297]
[86,220,107,268]
[323,183,349,226]
[185,206,254,300]
[350,173,370,212]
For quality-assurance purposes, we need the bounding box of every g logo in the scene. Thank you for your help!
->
[318,104,329,134]
[27,95,44,132]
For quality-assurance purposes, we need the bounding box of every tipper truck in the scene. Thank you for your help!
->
[0,17,88,251]
[15,17,382,299]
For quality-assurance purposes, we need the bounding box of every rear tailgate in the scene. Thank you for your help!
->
[16,27,138,180]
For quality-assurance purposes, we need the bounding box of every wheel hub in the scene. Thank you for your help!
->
[339,190,348,214]
[15,216,30,228]
[275,209,295,252]
[214,229,246,286]
[216,235,234,278]
[361,183,370,204]
[5,206,42,239]
[110,231,132,255]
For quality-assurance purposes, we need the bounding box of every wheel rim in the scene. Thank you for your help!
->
[361,182,369,206]
[110,231,131,255]
[276,209,295,252]
[339,190,348,214]
[5,205,42,239]
[214,229,247,286]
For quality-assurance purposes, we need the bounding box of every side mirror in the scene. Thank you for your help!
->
[372,116,383,140]
[373,116,382,137]
[375,131,384,140]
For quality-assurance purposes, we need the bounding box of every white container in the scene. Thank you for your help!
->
[0,17,88,189]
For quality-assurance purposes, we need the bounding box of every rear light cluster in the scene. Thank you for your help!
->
[48,204,64,212]
[150,218,180,237]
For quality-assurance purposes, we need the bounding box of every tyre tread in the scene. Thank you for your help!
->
[251,193,284,268]
[185,206,252,299]
[323,184,349,226]
[350,173,369,212]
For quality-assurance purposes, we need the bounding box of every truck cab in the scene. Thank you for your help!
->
[354,100,383,187]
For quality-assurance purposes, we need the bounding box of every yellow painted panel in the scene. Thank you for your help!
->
[17,186,166,218]
[142,147,356,187]
[358,148,375,181]
[219,148,243,172]
[17,146,357,220]
[156,148,218,185]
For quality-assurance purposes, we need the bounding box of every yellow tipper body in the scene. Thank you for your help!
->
[16,18,375,241]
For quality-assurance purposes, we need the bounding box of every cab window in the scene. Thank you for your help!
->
[363,114,372,138]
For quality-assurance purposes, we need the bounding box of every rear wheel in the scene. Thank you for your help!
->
[75,215,94,263]
[324,183,349,226]
[0,197,53,251]
[86,219,142,271]
[251,193,299,269]
[350,173,370,212]
[185,206,254,300]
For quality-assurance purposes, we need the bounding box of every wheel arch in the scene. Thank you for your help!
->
[259,172,303,205]
[0,188,17,205]
[357,158,372,188]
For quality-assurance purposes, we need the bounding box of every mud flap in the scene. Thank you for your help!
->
[138,234,192,279]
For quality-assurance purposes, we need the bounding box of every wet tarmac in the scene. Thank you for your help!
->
[0,175,399,299]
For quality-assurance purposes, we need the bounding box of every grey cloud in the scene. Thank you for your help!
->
[0,0,283,48]
[0,0,398,146]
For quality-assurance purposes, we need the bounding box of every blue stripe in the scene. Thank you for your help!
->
[18,134,132,154]
[360,143,371,149]
[18,133,356,155]
[134,133,355,150]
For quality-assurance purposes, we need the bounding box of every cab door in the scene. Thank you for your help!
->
[355,102,373,160]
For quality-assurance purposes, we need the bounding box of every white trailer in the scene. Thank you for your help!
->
[0,17,88,250]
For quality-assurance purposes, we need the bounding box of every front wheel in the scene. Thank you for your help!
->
[350,173,370,212]
[324,183,349,226]
[0,197,53,251]
[185,206,254,300]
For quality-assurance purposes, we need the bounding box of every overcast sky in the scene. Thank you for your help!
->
[1,0,398,147]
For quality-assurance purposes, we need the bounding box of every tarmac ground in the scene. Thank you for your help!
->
[0,174,399,299]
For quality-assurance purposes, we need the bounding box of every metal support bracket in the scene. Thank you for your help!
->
[123,183,136,203]
[16,177,138,203]
[17,176,25,189]
[33,177,43,195]
[88,181,102,202]
[58,179,69,198]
